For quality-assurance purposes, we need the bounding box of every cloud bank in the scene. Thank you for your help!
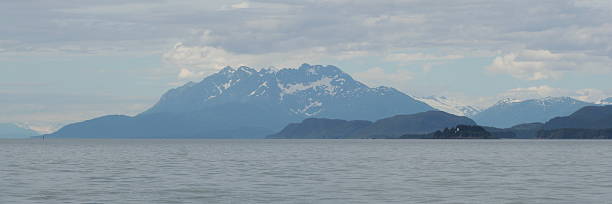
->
[4,0,611,78]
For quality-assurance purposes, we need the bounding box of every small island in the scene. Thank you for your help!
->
[400,125,496,139]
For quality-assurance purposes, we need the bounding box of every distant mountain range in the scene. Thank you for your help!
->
[475,105,612,139]
[0,123,38,138]
[270,105,612,139]
[268,111,476,139]
[417,96,606,130]
[415,96,481,116]
[43,64,434,138]
[472,97,594,128]
[37,63,612,139]
[144,64,433,120]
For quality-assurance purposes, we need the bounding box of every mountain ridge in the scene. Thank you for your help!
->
[143,63,433,121]
[543,105,612,130]
[43,64,434,138]
[598,97,612,105]
[472,96,595,128]
[415,96,481,116]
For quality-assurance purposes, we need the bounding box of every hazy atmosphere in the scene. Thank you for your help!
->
[2,0,612,132]
[4,1,612,203]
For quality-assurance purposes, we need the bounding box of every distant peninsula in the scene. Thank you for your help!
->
[269,105,612,139]
[267,111,477,139]
[537,105,612,139]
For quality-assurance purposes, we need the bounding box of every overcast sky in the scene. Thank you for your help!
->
[1,0,612,132]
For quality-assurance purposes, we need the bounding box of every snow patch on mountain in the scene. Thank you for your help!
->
[473,96,595,128]
[145,63,434,120]
[495,98,524,105]
[249,81,269,96]
[416,96,481,116]
[281,77,336,95]
[291,99,323,116]
[597,97,612,105]
[238,66,255,75]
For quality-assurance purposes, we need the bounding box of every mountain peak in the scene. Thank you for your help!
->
[474,96,595,128]
[534,96,574,102]
[237,66,256,74]
[543,105,612,130]
[296,64,344,76]
[145,63,433,121]
[219,66,236,74]
[495,98,523,105]
[599,97,612,105]
[510,96,585,107]
[416,95,481,116]
[298,63,312,69]
[49,63,435,139]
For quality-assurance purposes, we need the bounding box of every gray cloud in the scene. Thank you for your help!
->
[3,0,609,57]
[3,0,612,83]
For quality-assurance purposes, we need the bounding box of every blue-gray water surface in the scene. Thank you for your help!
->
[1,139,612,203]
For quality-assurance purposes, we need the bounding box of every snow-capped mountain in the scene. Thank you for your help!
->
[45,64,433,138]
[597,97,612,105]
[145,63,433,121]
[415,96,481,117]
[472,96,595,128]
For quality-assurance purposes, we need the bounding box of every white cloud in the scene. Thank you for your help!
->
[4,0,612,68]
[421,62,444,72]
[163,43,234,75]
[573,0,612,11]
[245,18,281,29]
[163,43,314,77]
[163,41,370,78]
[231,2,250,9]
[574,88,609,102]
[352,67,413,91]
[3,0,612,59]
[500,86,568,99]
[164,44,321,76]
[363,15,425,26]
[385,53,464,62]
[487,49,612,80]
[178,68,205,79]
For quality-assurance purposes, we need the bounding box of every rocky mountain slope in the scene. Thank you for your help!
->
[44,64,433,138]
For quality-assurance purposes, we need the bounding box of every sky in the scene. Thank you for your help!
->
[1,0,612,132]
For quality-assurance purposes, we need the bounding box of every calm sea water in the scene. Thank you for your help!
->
[1,139,612,203]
